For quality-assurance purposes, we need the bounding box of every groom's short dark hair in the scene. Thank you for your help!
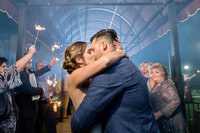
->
[90,29,118,44]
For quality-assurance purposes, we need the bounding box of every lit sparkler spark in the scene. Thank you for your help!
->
[33,25,45,45]
[51,43,60,51]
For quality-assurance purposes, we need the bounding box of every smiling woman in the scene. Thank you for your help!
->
[149,63,189,133]
[0,57,8,72]
[0,45,36,133]
[1,0,200,132]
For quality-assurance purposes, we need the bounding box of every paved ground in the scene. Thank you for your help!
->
[56,116,72,133]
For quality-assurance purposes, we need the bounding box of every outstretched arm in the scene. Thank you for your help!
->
[67,50,125,108]
[35,58,57,77]
[49,58,57,67]
[68,50,125,88]
[16,45,36,72]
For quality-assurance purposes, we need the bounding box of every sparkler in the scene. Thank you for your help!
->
[56,58,59,62]
[33,25,45,45]
[47,79,53,86]
[51,42,60,52]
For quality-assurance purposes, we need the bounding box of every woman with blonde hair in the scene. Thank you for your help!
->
[139,61,152,82]
[149,63,188,133]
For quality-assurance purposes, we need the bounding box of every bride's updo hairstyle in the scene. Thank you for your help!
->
[63,41,87,74]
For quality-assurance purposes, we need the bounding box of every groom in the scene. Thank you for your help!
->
[71,29,160,133]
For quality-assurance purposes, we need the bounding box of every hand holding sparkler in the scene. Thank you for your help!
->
[49,58,57,67]
[28,45,36,56]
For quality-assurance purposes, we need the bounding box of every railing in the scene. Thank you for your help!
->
[185,102,200,133]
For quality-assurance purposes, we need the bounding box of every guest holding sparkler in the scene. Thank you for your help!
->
[34,59,57,133]
[0,45,36,133]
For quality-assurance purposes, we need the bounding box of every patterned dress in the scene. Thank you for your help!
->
[0,65,22,133]
[150,80,188,133]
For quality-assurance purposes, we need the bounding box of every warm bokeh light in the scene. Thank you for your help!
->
[47,79,53,86]
[57,101,61,107]
[53,104,57,112]
[52,100,61,112]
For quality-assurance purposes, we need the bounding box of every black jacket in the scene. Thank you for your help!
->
[14,65,50,119]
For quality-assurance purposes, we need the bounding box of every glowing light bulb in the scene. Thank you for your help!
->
[184,65,189,70]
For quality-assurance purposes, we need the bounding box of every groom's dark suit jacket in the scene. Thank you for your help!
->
[71,57,160,133]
